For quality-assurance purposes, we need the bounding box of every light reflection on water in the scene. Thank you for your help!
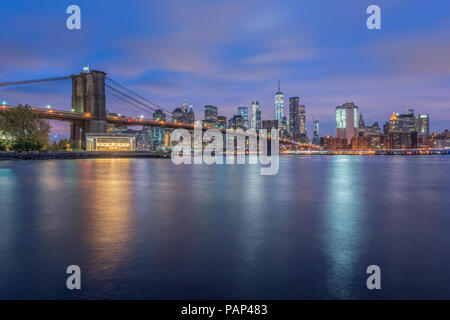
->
[0,156,449,299]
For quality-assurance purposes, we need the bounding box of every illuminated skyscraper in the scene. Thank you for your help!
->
[251,101,261,133]
[289,97,300,136]
[335,102,359,143]
[153,109,166,149]
[313,119,320,145]
[299,104,306,135]
[415,114,429,135]
[181,99,188,114]
[274,80,284,122]
[238,107,249,129]
[204,105,218,126]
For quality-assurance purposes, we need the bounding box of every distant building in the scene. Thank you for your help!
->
[186,105,195,124]
[313,120,320,145]
[289,97,300,136]
[204,105,218,123]
[383,121,389,135]
[388,109,429,136]
[217,115,227,129]
[251,101,261,132]
[238,107,249,129]
[415,114,429,136]
[172,99,192,124]
[229,114,245,130]
[434,130,450,148]
[153,109,166,150]
[262,120,278,131]
[299,104,306,135]
[172,107,184,123]
[336,102,359,144]
[274,80,284,122]
[359,117,381,137]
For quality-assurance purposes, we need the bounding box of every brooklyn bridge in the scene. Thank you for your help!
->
[0,69,317,151]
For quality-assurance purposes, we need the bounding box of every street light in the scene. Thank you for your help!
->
[140,115,144,119]
[2,101,6,105]
[46,105,51,109]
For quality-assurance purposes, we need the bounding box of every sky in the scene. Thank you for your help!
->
[0,0,449,137]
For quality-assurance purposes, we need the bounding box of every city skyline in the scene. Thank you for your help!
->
[1,0,449,137]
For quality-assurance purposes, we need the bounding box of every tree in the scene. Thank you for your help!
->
[0,104,51,151]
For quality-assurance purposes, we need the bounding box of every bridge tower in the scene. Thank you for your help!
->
[70,70,107,147]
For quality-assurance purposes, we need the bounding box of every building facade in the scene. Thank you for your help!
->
[251,101,261,132]
[238,107,249,129]
[336,102,359,143]
[274,80,284,122]
[289,97,300,137]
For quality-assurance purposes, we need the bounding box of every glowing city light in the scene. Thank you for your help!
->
[2,101,6,105]
[46,105,51,109]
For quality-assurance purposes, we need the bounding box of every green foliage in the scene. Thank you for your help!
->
[0,104,51,151]
[0,138,6,151]
[47,139,78,151]
[11,137,43,152]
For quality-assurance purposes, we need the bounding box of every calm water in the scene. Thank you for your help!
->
[0,156,449,299]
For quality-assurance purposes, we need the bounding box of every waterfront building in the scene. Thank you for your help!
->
[274,80,284,122]
[336,102,359,144]
[86,134,136,151]
[251,101,261,133]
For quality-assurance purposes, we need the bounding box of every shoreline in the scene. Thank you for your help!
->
[0,150,448,160]
[0,151,171,160]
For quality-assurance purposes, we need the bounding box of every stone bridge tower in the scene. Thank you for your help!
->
[70,70,107,146]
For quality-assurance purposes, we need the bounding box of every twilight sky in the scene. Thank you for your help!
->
[0,0,449,137]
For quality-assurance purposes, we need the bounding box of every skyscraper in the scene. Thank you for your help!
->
[313,119,320,145]
[238,107,249,129]
[251,101,261,132]
[153,109,166,149]
[415,114,429,135]
[299,104,306,135]
[335,102,359,143]
[204,105,218,125]
[181,99,188,114]
[217,115,227,129]
[274,80,284,122]
[289,97,300,137]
